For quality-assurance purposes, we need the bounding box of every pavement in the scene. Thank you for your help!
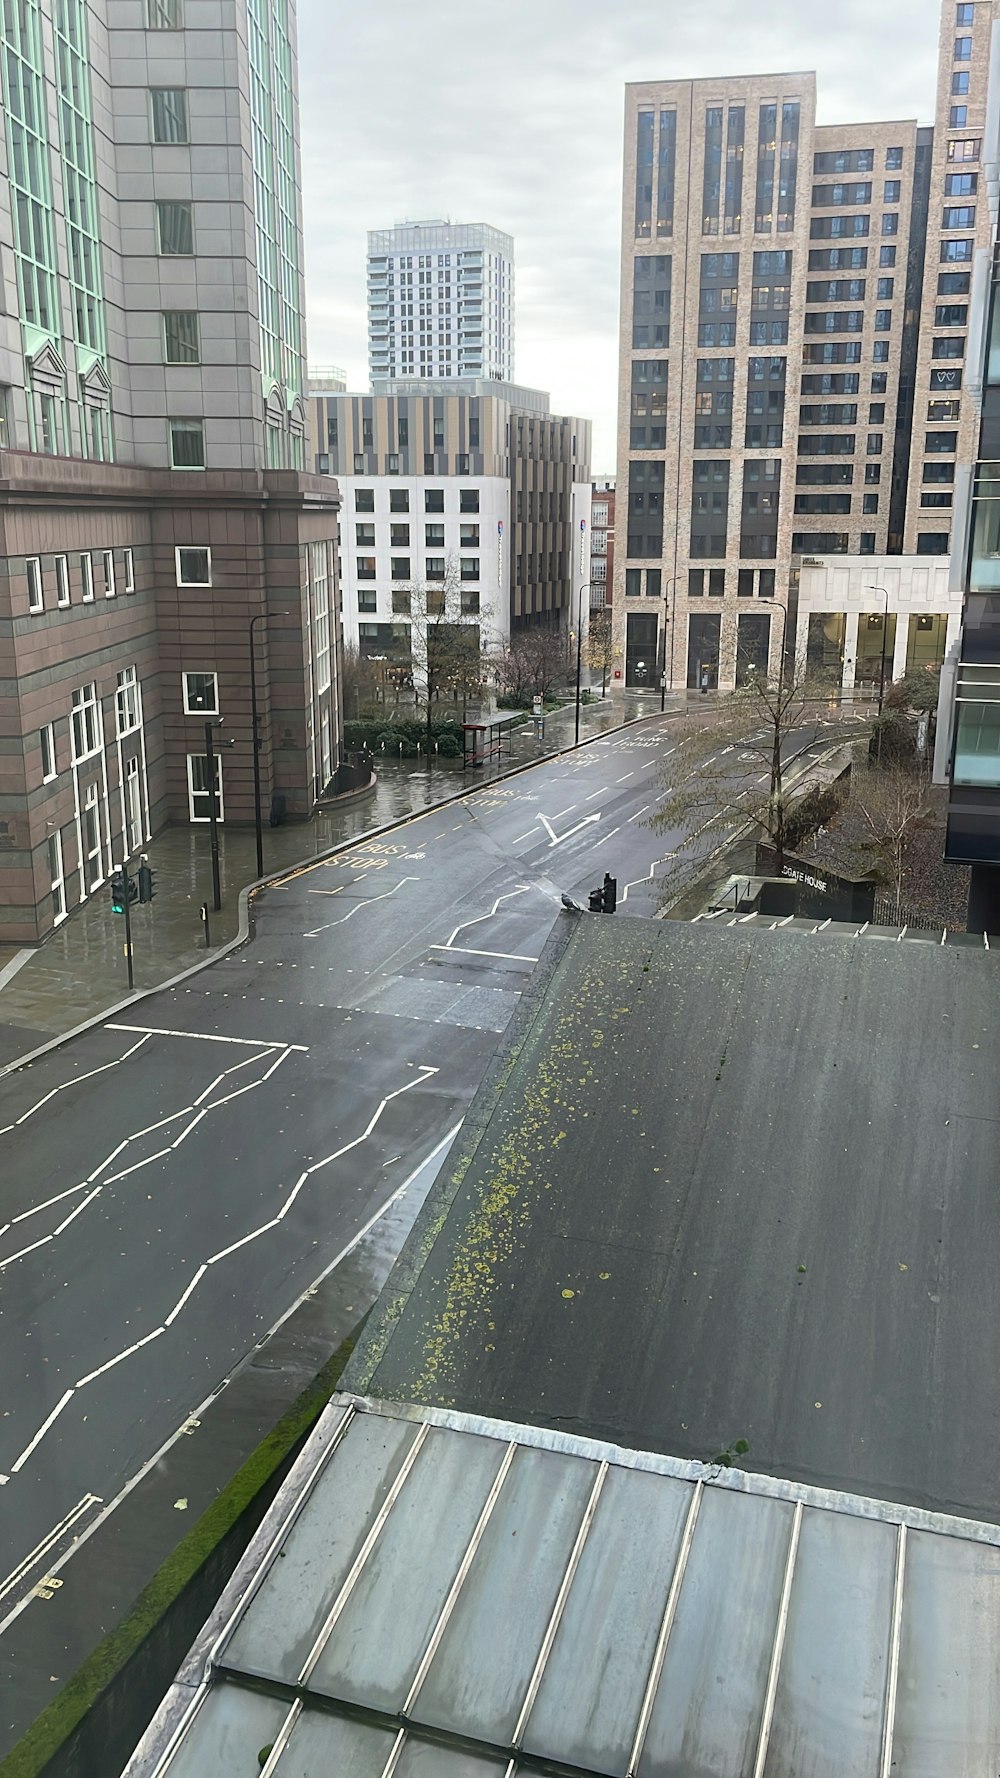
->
[0,692,864,1764]
[0,687,672,1069]
[348,914,1000,1524]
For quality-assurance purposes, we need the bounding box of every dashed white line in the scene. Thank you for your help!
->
[616,771,635,783]
[628,805,651,823]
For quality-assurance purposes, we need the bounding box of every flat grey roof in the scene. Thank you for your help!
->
[349,917,1000,1522]
[126,1396,1000,1777]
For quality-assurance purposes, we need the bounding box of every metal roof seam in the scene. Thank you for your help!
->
[626,1479,704,1777]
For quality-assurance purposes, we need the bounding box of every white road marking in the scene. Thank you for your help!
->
[0,1495,102,1602]
[303,877,418,938]
[585,788,604,801]
[538,812,601,848]
[628,805,651,823]
[0,1034,150,1135]
[430,945,539,963]
[1,1066,438,1484]
[616,771,635,783]
[621,859,671,903]
[106,1024,308,1051]
[511,829,540,844]
[591,826,621,849]
[441,886,531,949]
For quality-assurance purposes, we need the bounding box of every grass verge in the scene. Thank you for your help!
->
[0,1322,363,1778]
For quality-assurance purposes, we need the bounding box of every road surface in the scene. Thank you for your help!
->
[0,710,854,1621]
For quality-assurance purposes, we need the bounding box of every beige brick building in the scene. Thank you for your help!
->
[613,0,998,693]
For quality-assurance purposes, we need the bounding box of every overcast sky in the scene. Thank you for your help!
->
[297,0,942,469]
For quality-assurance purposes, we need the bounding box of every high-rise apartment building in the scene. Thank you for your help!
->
[0,0,340,945]
[613,0,1000,693]
[367,222,515,385]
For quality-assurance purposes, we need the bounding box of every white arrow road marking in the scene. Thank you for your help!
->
[537,812,600,848]
[304,877,418,938]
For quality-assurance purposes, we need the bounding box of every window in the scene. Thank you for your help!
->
[425,523,445,547]
[954,34,973,58]
[150,88,188,143]
[71,683,100,762]
[871,372,888,392]
[806,278,865,301]
[876,278,894,300]
[358,589,376,613]
[881,213,899,235]
[40,722,56,782]
[936,303,969,327]
[865,463,881,483]
[156,200,193,255]
[163,311,200,363]
[810,215,870,239]
[873,340,890,361]
[397,417,408,449]
[956,2,974,20]
[952,71,971,94]
[926,430,958,452]
[883,180,901,204]
[386,452,399,474]
[355,522,376,547]
[26,557,43,612]
[933,336,965,358]
[738,569,754,597]
[187,753,223,823]
[814,149,873,174]
[875,308,892,330]
[938,271,971,294]
[169,418,205,468]
[37,390,61,455]
[116,666,139,735]
[879,246,897,267]
[943,205,976,228]
[390,523,409,547]
[863,493,879,513]
[886,146,904,169]
[80,553,94,602]
[175,546,211,585]
[390,488,409,512]
[461,524,480,546]
[708,569,725,596]
[390,557,410,580]
[456,453,470,474]
[626,569,642,597]
[941,237,974,261]
[928,401,960,422]
[123,548,135,594]
[948,137,981,161]
[945,171,978,196]
[916,533,950,554]
[869,403,886,423]
[460,489,479,512]
[921,491,953,507]
[801,373,859,394]
[460,557,479,581]
[183,672,218,714]
[423,453,435,474]
[355,488,375,512]
[146,0,182,22]
[808,247,867,270]
[354,454,366,473]
[102,549,115,597]
[867,433,883,454]
[83,782,103,888]
[425,489,445,512]
[425,557,446,580]
[688,569,704,597]
[356,556,376,580]
[950,106,968,126]
[50,554,70,609]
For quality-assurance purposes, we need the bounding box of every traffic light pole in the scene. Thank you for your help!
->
[205,718,222,913]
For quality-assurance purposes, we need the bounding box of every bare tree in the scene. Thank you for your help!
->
[648,666,833,889]
[399,557,492,748]
[490,627,566,706]
[852,758,933,921]
[341,644,384,721]
[587,607,614,696]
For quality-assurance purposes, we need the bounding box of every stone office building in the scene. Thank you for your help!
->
[613,0,1000,695]
[0,0,340,946]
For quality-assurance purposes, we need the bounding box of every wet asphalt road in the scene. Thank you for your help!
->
[0,713,848,1619]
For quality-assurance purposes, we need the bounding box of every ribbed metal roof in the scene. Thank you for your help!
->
[126,1395,1000,1778]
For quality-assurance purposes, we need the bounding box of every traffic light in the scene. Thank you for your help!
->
[588,874,618,914]
[110,870,137,915]
[137,862,156,904]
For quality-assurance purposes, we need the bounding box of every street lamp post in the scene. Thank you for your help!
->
[204,718,223,913]
[574,581,591,748]
[249,613,267,879]
[867,584,891,718]
[660,576,679,712]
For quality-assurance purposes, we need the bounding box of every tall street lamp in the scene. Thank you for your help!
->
[574,581,591,747]
[204,718,224,912]
[249,613,268,879]
[659,576,679,712]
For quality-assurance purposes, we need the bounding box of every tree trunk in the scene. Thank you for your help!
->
[770,723,786,872]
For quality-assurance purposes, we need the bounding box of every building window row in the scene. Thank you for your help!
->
[21,547,136,613]
[353,487,480,515]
